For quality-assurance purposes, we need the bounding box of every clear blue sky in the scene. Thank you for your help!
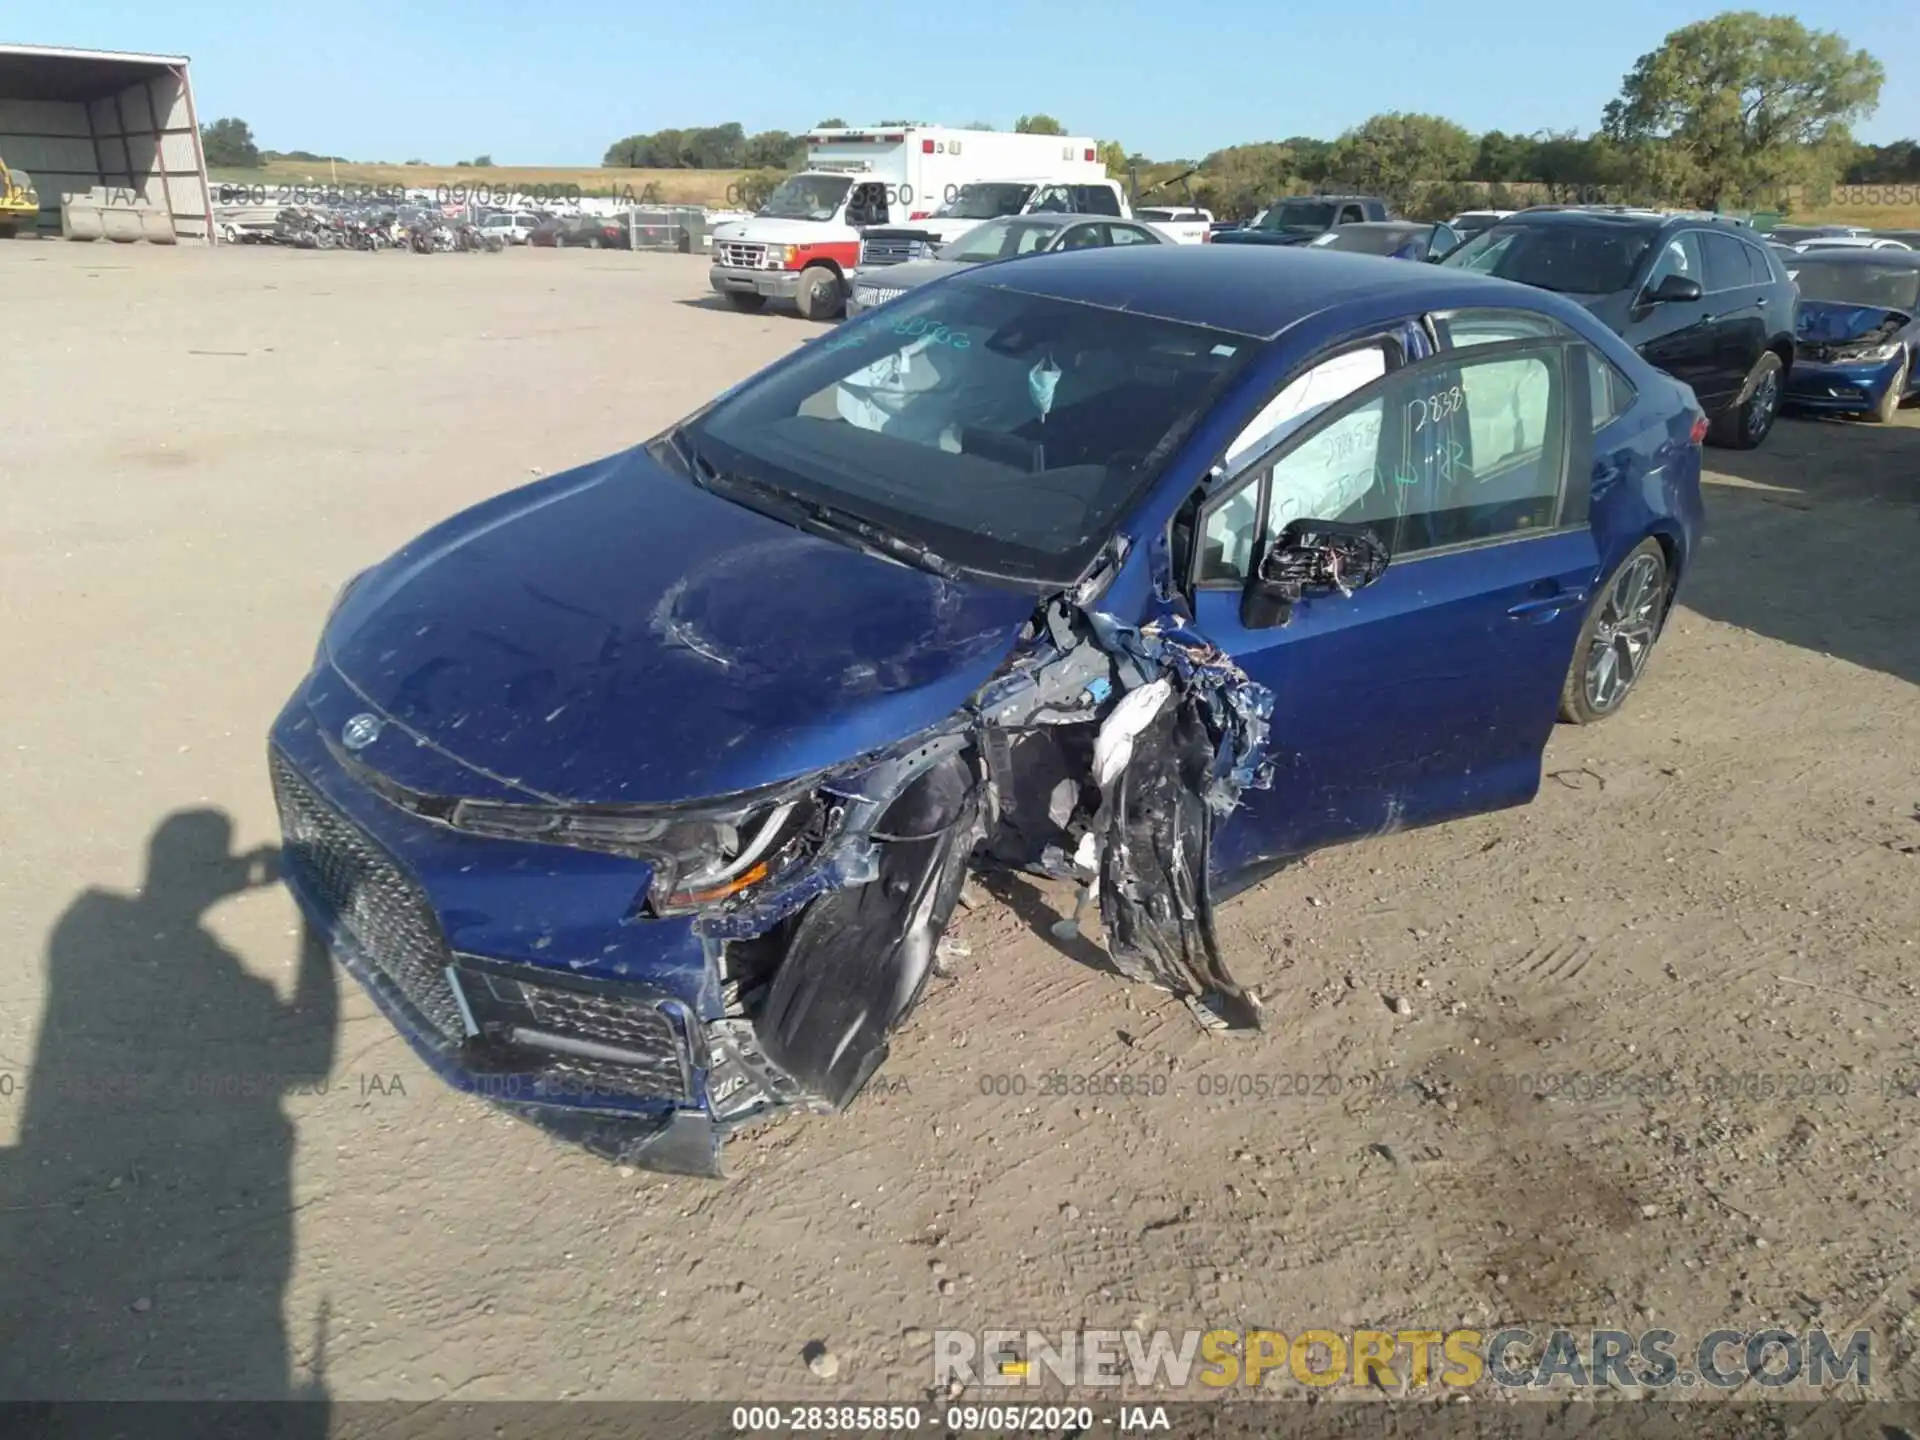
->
[25,1,1920,164]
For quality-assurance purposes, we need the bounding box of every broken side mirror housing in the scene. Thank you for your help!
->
[1240,519,1391,630]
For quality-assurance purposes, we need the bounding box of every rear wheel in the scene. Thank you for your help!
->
[1558,539,1670,725]
[794,265,844,322]
[1707,351,1783,450]
[724,292,767,313]
[1869,353,1909,424]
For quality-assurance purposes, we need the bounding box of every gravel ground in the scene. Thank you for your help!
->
[1,242,1916,1409]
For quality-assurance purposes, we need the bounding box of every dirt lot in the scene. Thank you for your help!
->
[1,241,1916,1411]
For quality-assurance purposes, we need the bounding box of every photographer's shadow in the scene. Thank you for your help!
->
[0,808,336,1421]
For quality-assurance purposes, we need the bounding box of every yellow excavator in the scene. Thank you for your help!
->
[0,158,40,237]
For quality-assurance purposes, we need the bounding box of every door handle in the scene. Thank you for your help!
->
[1508,589,1587,619]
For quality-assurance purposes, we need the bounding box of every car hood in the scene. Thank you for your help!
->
[1566,290,1633,331]
[1210,228,1314,246]
[728,217,850,244]
[858,258,970,291]
[1795,299,1914,344]
[321,448,1038,806]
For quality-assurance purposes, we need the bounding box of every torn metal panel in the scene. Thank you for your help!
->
[1090,679,1267,1030]
[752,754,984,1109]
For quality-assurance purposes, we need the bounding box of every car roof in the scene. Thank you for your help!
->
[962,243,1587,339]
[1335,220,1426,232]
[1785,247,1920,268]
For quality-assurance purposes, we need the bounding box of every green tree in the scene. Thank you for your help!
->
[1280,135,1332,184]
[1473,129,1538,182]
[1097,140,1129,178]
[1015,114,1066,136]
[470,154,494,168]
[744,129,802,168]
[814,117,847,129]
[1602,11,1884,207]
[200,117,261,168]
[1844,139,1920,183]
[1192,142,1298,221]
[1325,113,1475,208]
[964,120,996,131]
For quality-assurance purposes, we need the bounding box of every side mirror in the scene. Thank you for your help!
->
[1643,273,1703,305]
[1240,519,1391,630]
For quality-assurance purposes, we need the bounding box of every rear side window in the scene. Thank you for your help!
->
[1072,185,1122,216]
[1701,231,1756,291]
[1433,308,1635,435]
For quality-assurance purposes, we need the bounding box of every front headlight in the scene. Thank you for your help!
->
[1841,341,1904,363]
[448,790,829,915]
[770,244,795,267]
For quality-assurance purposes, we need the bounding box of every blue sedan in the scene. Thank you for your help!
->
[1780,249,1920,423]
[270,246,1708,1176]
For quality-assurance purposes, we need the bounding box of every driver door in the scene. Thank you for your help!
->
[1189,336,1600,882]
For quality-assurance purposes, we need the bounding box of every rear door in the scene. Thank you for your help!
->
[1191,332,1599,876]
[1699,228,1769,391]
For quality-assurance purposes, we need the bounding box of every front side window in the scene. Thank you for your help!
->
[1644,230,1705,290]
[758,174,852,221]
[1197,343,1570,582]
[690,281,1258,585]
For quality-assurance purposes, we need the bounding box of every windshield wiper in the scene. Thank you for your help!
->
[669,427,961,580]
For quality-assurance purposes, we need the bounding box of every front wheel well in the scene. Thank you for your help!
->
[1768,336,1795,374]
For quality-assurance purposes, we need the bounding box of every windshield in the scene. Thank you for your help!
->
[1256,199,1337,232]
[759,174,852,222]
[686,281,1257,584]
[1441,223,1656,294]
[1789,261,1920,312]
[936,183,1035,222]
[944,218,1067,263]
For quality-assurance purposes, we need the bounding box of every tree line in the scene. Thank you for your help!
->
[200,12,1916,222]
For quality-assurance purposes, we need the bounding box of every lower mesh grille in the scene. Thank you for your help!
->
[270,749,464,1040]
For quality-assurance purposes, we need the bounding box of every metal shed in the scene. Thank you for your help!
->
[0,43,213,242]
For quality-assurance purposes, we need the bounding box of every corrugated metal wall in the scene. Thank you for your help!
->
[88,69,210,242]
[0,97,93,231]
[0,63,210,242]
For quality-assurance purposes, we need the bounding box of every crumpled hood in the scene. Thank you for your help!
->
[321,449,1038,806]
[1795,299,1912,345]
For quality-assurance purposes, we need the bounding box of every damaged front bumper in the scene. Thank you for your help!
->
[270,590,1281,1177]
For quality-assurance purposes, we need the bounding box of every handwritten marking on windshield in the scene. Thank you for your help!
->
[891,316,970,350]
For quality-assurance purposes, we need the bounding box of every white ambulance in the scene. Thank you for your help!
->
[708,125,1108,320]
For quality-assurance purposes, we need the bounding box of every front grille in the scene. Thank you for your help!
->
[860,236,927,266]
[270,750,465,1040]
[715,240,765,268]
[855,285,904,308]
[458,960,692,1103]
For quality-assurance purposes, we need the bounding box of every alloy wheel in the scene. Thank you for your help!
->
[1746,367,1780,442]
[1583,552,1665,713]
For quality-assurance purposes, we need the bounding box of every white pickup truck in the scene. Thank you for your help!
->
[1133,205,1214,244]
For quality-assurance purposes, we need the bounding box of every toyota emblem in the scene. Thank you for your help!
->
[341,713,384,751]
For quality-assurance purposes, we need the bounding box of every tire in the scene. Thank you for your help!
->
[1868,353,1909,424]
[794,265,845,322]
[724,292,767,313]
[0,222,19,239]
[1558,538,1670,725]
[586,235,602,250]
[1706,351,1783,450]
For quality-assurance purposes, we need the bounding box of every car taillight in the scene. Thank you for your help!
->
[1201,229,1213,243]
[909,211,930,221]
[1688,413,1709,445]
